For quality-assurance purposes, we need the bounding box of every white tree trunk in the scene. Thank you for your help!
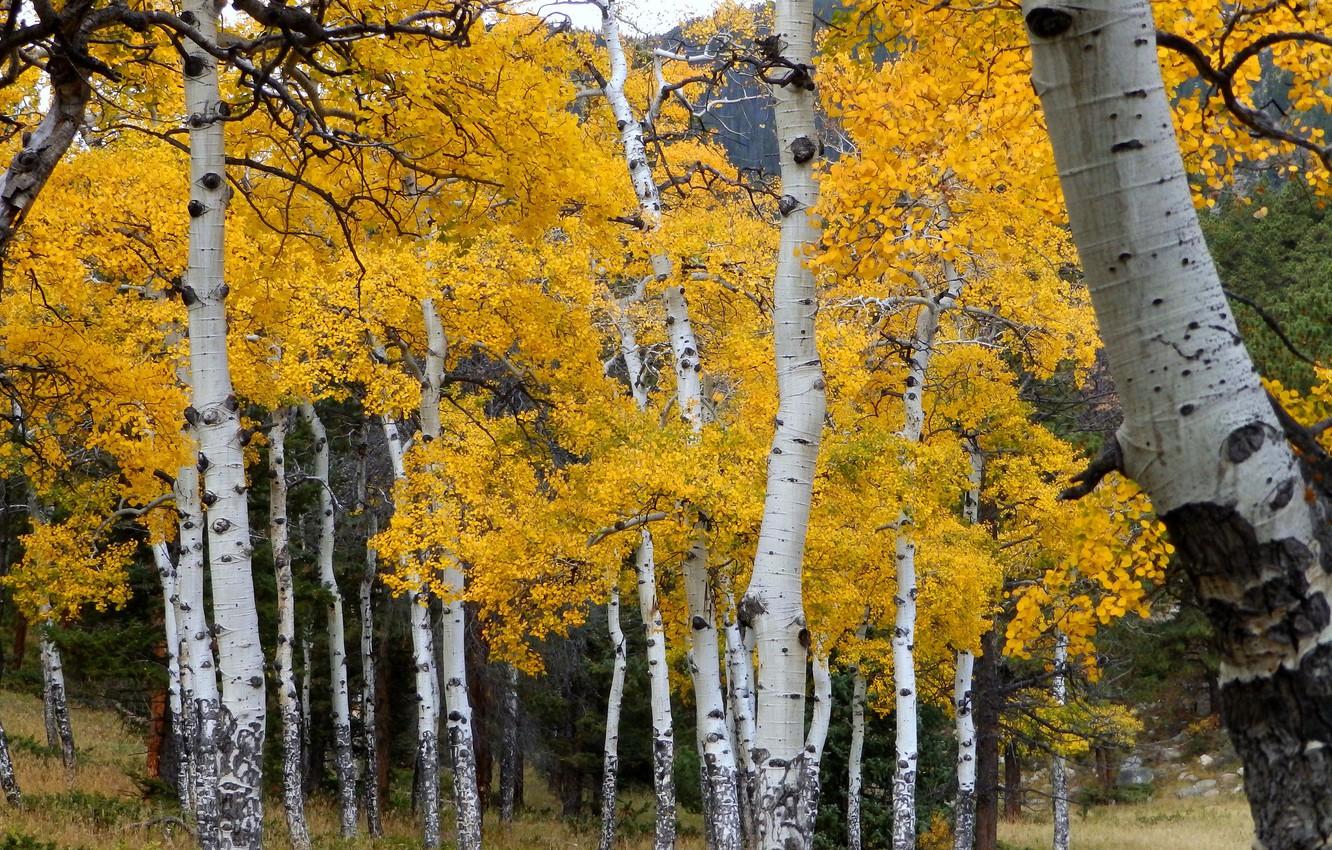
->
[300,630,313,786]
[269,410,311,850]
[0,713,17,805]
[721,590,758,847]
[174,461,221,850]
[1024,3,1332,848]
[181,0,265,841]
[596,0,663,229]
[1051,631,1069,850]
[38,619,74,775]
[417,297,483,850]
[803,653,832,828]
[599,586,629,850]
[383,415,442,848]
[614,302,678,850]
[954,441,983,850]
[152,542,194,815]
[848,626,867,850]
[741,0,827,844]
[357,427,384,837]
[300,402,358,837]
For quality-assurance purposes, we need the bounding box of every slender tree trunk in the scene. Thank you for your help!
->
[152,543,194,814]
[599,587,629,850]
[357,431,384,837]
[803,653,832,830]
[300,630,313,790]
[1024,4,1332,847]
[300,402,358,837]
[1002,743,1022,821]
[417,298,483,850]
[384,414,442,848]
[269,410,311,850]
[848,627,867,850]
[954,441,983,850]
[180,1,265,842]
[742,0,827,845]
[500,664,519,825]
[721,590,758,848]
[38,616,74,775]
[175,461,221,850]
[974,627,1001,850]
[612,299,678,850]
[1051,632,1069,850]
[0,713,17,804]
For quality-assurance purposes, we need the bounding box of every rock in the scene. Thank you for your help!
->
[1117,756,1155,787]
[1177,771,1197,782]
[1176,778,1217,799]
[1204,788,1220,798]
[1220,772,1240,784]
[1156,746,1183,763]
[1199,754,1215,768]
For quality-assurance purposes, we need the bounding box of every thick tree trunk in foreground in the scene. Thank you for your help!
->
[301,402,358,837]
[181,0,266,841]
[269,411,311,850]
[1051,632,1069,850]
[598,587,628,850]
[1024,3,1332,847]
[175,462,221,850]
[357,433,384,837]
[741,0,827,845]
[39,618,74,774]
[0,714,17,804]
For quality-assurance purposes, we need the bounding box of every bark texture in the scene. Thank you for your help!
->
[39,619,75,774]
[742,0,827,845]
[848,635,867,850]
[357,433,384,837]
[0,714,17,804]
[269,411,311,850]
[954,443,982,850]
[1051,632,1069,850]
[181,0,266,841]
[301,402,358,837]
[500,664,519,825]
[1024,3,1332,847]
[599,588,628,850]
[153,543,194,815]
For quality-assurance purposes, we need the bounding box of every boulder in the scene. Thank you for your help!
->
[1117,756,1155,787]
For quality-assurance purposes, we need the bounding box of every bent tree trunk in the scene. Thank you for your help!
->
[180,0,266,842]
[269,410,311,850]
[740,0,827,845]
[599,587,628,850]
[1024,2,1332,848]
[301,402,357,837]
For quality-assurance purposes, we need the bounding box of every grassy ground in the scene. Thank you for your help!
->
[997,788,1254,850]
[0,688,707,850]
[2,687,1253,850]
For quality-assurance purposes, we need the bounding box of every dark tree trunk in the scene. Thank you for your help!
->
[1002,742,1022,821]
[11,614,25,670]
[973,627,1002,850]
[465,604,492,816]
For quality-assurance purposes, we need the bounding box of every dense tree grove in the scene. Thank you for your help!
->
[0,0,1330,848]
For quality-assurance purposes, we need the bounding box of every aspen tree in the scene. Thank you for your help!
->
[1024,1,1332,846]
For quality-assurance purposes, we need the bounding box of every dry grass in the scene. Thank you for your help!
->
[998,791,1255,850]
[0,688,705,849]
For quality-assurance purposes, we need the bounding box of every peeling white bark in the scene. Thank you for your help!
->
[174,461,221,850]
[181,0,265,840]
[599,586,628,850]
[269,410,311,850]
[357,428,384,837]
[742,0,827,843]
[152,543,194,815]
[1051,632,1069,850]
[848,624,867,850]
[38,618,74,774]
[300,402,358,837]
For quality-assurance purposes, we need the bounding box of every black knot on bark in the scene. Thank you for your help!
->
[183,54,205,78]
[1025,6,1074,38]
[201,172,223,191]
[188,200,207,218]
[791,135,817,164]
[692,616,709,631]
[212,518,232,533]
[778,194,800,217]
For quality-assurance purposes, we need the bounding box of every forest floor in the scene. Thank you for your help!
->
[1,687,1251,850]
